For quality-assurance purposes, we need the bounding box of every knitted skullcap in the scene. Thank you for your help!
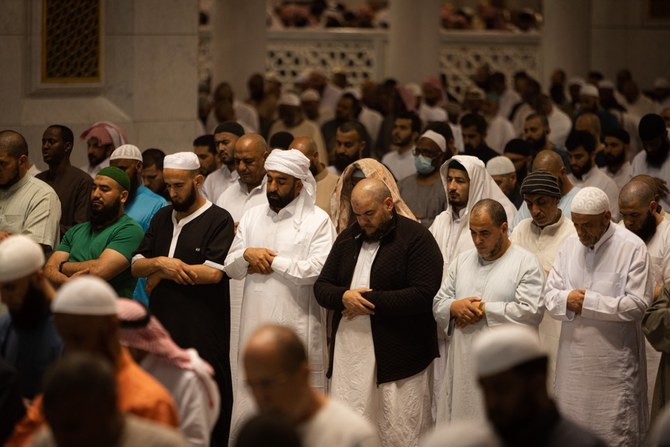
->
[97,166,130,191]
[520,170,561,199]
[110,144,142,162]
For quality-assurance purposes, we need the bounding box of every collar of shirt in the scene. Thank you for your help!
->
[236,175,266,195]
[266,195,299,222]
[530,211,566,236]
[171,200,212,229]
[591,221,615,252]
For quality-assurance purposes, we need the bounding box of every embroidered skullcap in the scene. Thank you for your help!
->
[520,170,561,198]
[300,89,320,102]
[214,121,245,137]
[110,144,142,162]
[639,113,667,141]
[419,130,447,153]
[80,121,128,149]
[580,84,599,98]
[474,324,545,378]
[164,152,200,171]
[97,166,130,191]
[598,79,615,89]
[504,138,532,157]
[278,93,301,107]
[0,235,45,282]
[486,156,515,176]
[52,276,118,316]
[421,420,501,447]
[571,186,610,215]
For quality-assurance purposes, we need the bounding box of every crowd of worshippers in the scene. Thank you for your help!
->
[3,66,670,447]
[260,0,542,31]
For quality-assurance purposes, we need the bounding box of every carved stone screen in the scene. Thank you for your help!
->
[42,0,101,83]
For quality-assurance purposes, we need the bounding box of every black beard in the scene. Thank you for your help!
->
[90,197,122,229]
[309,163,318,176]
[172,186,198,212]
[0,167,21,190]
[646,143,670,168]
[605,150,626,169]
[267,189,296,213]
[526,135,546,152]
[634,212,658,243]
[361,215,393,242]
[9,283,51,331]
[571,158,592,180]
[335,153,359,173]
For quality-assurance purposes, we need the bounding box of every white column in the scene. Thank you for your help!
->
[211,0,266,101]
[387,0,441,83]
[541,0,592,84]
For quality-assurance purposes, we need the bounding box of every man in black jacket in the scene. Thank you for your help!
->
[314,178,443,447]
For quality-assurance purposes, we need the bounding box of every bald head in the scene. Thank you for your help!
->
[351,178,392,205]
[235,133,269,188]
[575,113,601,141]
[290,136,317,158]
[532,150,564,176]
[620,179,656,208]
[245,324,307,374]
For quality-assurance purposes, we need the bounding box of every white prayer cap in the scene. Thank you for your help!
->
[52,276,118,316]
[300,88,320,102]
[110,144,142,162]
[421,420,501,447]
[0,235,45,282]
[423,107,448,122]
[474,325,545,378]
[568,77,586,87]
[265,149,316,201]
[486,156,515,176]
[406,83,421,97]
[580,84,599,98]
[571,186,610,215]
[343,86,361,100]
[654,77,669,89]
[418,130,447,153]
[278,93,301,107]
[164,152,200,171]
[265,71,279,82]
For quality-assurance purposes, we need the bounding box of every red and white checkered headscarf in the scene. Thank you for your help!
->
[116,298,218,408]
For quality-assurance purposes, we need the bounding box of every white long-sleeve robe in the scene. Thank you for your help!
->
[223,197,335,443]
[432,244,545,423]
[544,223,653,447]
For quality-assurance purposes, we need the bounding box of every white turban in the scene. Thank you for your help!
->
[110,144,142,162]
[0,235,44,282]
[52,276,118,316]
[164,152,200,171]
[473,324,545,378]
[571,186,610,215]
[265,149,316,202]
[419,130,447,153]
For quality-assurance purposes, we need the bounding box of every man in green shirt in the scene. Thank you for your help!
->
[44,167,144,298]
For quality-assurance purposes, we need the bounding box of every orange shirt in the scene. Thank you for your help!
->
[7,347,179,447]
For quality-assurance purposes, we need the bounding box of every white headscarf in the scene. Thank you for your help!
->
[264,149,318,228]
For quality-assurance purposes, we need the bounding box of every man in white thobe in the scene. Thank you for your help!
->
[428,155,517,419]
[223,149,336,443]
[619,178,670,412]
[433,199,544,424]
[201,121,244,201]
[510,170,576,383]
[545,187,653,446]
